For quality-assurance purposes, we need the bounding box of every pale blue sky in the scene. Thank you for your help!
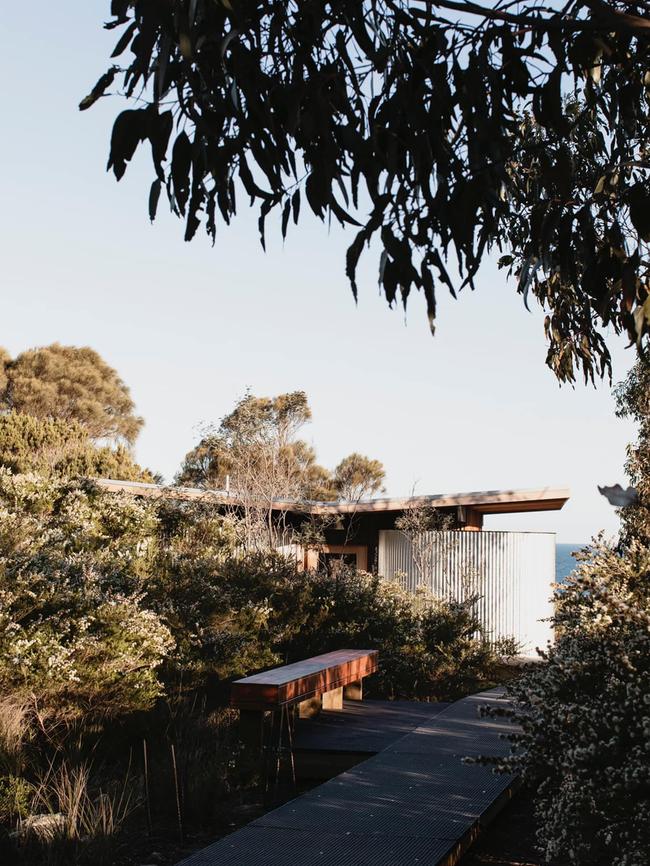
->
[0,4,637,542]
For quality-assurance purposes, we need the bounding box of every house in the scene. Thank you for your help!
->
[96,479,569,652]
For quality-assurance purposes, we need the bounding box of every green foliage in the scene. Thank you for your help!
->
[0,470,496,742]
[146,545,496,701]
[176,433,229,488]
[1,344,143,444]
[497,360,650,865]
[0,412,153,482]
[615,356,650,546]
[0,775,32,822]
[504,540,650,866]
[0,471,173,732]
[176,391,324,494]
[302,460,338,502]
[0,348,9,400]
[395,504,458,535]
[88,2,650,383]
[221,391,312,446]
[285,569,496,701]
[150,547,496,701]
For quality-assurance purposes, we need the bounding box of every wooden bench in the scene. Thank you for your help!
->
[231,649,379,747]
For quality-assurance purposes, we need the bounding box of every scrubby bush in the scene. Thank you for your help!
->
[0,469,500,863]
[0,774,32,822]
[504,539,650,866]
[0,470,497,737]
[0,468,502,753]
[283,569,495,701]
[147,549,497,701]
[0,471,174,734]
[0,412,153,481]
[614,359,650,547]
[495,359,650,866]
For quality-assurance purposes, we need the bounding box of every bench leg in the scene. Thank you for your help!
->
[322,687,343,710]
[343,679,363,701]
[298,695,322,718]
[239,710,266,750]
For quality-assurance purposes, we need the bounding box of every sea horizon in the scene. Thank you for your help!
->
[556,542,586,582]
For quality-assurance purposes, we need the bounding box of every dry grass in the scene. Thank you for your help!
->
[0,696,32,762]
[16,761,138,866]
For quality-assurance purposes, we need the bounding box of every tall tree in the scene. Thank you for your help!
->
[177,391,332,545]
[177,392,319,491]
[1,344,143,444]
[177,392,387,549]
[176,434,232,489]
[614,356,650,546]
[333,452,386,501]
[86,1,650,384]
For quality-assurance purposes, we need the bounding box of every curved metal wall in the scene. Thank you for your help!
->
[378,530,555,652]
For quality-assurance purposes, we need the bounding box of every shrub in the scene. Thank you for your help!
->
[0,775,32,822]
[505,539,650,866]
[0,471,173,736]
[0,412,153,481]
[281,569,497,701]
[0,470,498,737]
[148,548,498,700]
[0,470,501,725]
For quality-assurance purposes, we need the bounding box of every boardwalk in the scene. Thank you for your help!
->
[293,697,451,779]
[178,689,517,866]
[294,696,450,753]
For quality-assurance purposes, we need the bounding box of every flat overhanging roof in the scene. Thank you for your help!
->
[306,487,570,515]
[93,479,570,516]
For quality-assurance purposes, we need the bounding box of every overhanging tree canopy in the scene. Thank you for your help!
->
[85,1,650,382]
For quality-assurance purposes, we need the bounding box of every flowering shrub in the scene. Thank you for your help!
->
[505,539,650,866]
[0,471,173,729]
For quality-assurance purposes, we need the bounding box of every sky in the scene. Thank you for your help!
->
[0,4,639,543]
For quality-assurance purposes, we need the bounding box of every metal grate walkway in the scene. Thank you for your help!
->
[293,697,450,754]
[177,689,517,866]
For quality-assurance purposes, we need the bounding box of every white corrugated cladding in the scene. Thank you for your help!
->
[378,530,556,653]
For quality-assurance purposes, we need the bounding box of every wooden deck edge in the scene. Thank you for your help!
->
[438,774,523,866]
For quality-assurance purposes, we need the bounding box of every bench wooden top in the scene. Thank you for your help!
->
[230,649,379,710]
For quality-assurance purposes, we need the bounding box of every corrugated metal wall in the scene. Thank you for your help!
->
[378,530,555,652]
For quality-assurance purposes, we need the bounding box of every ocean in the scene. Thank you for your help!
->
[556,543,583,582]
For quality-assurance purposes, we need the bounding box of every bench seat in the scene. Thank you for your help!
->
[231,649,378,712]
